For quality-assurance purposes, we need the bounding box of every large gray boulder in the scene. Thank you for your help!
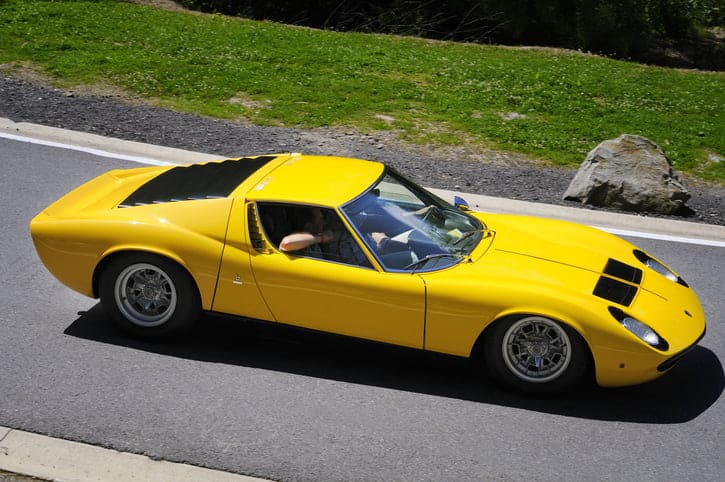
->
[563,134,690,214]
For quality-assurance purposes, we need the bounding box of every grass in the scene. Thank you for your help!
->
[1,0,723,181]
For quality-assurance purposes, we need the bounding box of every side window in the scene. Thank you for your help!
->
[256,203,372,269]
[256,203,298,249]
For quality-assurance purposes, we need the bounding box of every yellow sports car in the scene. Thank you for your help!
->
[30,153,706,393]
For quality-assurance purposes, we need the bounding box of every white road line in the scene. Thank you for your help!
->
[4,129,724,248]
[0,131,174,166]
[595,226,725,248]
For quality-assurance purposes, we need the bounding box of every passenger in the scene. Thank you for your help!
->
[351,200,445,268]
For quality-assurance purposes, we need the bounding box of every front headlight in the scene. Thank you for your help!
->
[644,258,678,282]
[633,250,686,285]
[609,307,669,351]
[622,317,660,345]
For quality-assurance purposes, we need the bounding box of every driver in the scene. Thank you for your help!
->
[279,207,371,267]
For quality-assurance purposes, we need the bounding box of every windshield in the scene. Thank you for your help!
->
[342,169,486,272]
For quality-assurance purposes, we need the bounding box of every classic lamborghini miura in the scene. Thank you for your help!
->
[30,153,706,392]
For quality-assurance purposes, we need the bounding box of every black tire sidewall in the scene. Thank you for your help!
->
[99,253,200,338]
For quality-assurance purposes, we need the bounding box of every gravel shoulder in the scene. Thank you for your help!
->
[1,73,722,226]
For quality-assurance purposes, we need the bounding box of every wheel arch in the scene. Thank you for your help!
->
[92,247,196,300]
[470,310,595,375]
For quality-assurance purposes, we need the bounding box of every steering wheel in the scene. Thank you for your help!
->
[421,205,443,226]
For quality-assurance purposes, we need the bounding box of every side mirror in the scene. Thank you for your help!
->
[453,196,470,211]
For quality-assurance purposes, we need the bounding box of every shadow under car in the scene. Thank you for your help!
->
[65,303,723,424]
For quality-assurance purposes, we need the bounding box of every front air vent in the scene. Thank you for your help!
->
[603,258,642,284]
[594,277,638,306]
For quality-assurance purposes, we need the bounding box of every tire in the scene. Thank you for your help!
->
[99,253,201,338]
[484,316,589,394]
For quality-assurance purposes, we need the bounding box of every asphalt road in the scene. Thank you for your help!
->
[1,137,724,481]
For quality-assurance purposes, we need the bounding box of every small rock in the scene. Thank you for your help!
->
[374,114,395,124]
[499,112,526,121]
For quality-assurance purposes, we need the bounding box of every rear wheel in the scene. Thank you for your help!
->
[484,316,588,393]
[99,253,200,338]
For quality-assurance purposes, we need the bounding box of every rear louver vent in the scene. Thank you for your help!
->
[593,258,641,306]
[120,156,275,207]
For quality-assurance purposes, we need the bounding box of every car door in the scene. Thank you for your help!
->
[248,202,426,349]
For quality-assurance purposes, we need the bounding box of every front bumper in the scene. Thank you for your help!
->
[657,327,706,372]
[593,324,706,388]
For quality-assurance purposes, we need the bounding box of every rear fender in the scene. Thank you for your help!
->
[93,245,187,296]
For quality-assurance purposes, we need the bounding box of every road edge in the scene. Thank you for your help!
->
[0,426,267,482]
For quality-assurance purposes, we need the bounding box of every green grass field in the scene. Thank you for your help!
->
[1,0,723,180]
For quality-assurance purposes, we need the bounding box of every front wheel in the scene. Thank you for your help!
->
[484,316,589,393]
[99,253,200,338]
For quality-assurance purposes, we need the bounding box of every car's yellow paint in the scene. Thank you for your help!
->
[211,199,277,321]
[31,197,232,307]
[421,212,705,387]
[243,153,385,206]
[249,252,426,347]
[30,154,706,388]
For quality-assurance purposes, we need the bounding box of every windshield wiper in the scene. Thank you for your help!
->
[403,253,466,271]
[452,229,493,245]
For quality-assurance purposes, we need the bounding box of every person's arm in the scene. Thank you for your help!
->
[369,231,407,254]
[279,232,332,252]
[370,231,389,248]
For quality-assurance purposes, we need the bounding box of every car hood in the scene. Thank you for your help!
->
[479,213,635,273]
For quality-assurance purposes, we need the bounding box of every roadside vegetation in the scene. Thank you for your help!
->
[181,0,725,70]
[0,0,723,180]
